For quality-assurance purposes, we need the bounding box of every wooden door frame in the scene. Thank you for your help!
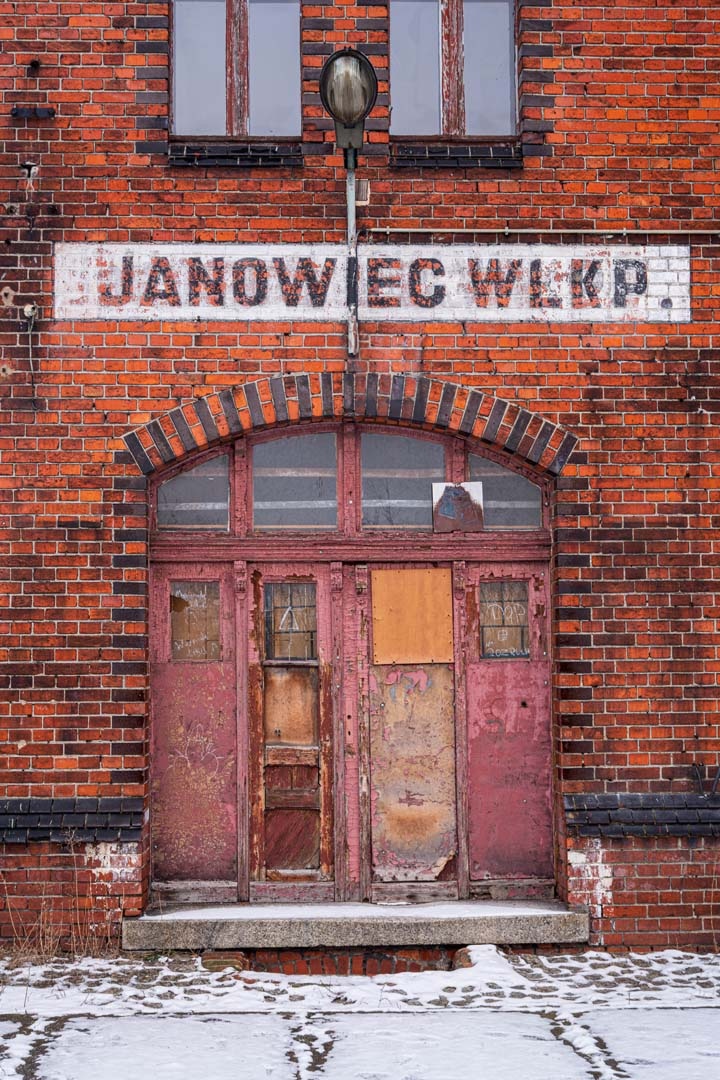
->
[148,422,555,903]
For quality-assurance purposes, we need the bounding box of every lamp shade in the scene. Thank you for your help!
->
[319,48,378,129]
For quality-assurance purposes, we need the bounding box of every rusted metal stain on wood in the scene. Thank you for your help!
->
[369,665,456,882]
[371,568,453,664]
[151,665,237,881]
[263,666,318,746]
[466,659,553,879]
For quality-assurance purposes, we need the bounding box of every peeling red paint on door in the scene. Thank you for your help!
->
[247,565,335,897]
[466,569,553,881]
[369,665,457,882]
[150,565,237,884]
[149,472,554,903]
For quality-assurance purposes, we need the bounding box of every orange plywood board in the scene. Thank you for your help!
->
[370,568,453,664]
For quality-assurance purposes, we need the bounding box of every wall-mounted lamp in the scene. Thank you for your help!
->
[319,48,378,154]
[319,48,377,357]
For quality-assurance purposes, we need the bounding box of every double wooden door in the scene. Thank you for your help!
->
[150,560,553,903]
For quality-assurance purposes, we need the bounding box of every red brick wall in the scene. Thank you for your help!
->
[1,3,719,948]
[0,840,144,949]
[201,947,457,975]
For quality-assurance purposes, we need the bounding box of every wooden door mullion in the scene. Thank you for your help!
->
[234,559,249,901]
[453,560,470,898]
[330,561,346,898]
[355,563,372,902]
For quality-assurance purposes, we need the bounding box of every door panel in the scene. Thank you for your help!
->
[248,565,334,894]
[149,556,553,902]
[466,566,553,882]
[263,666,318,745]
[150,565,237,887]
[367,567,458,895]
[369,664,457,883]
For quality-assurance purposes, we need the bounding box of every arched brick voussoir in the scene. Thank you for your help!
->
[120,373,580,479]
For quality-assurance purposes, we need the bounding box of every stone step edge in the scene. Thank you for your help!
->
[122,909,589,951]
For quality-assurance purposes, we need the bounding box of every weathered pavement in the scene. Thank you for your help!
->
[1,947,719,1079]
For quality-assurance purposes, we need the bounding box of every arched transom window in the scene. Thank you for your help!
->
[154,427,545,535]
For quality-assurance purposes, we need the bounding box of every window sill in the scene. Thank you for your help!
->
[390,140,523,169]
[168,140,304,168]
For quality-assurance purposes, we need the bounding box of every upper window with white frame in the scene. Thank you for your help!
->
[172,0,301,137]
[390,0,516,137]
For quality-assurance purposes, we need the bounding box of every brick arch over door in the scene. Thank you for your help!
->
[121,373,579,478]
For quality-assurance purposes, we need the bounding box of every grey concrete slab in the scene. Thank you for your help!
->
[121,899,589,951]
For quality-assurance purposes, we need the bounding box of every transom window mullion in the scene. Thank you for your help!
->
[228,0,248,136]
[441,0,465,136]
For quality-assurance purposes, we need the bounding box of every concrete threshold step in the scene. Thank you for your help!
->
[122,900,589,951]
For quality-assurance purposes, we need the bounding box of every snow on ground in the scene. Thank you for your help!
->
[35,1016,296,1080]
[299,1013,595,1080]
[573,1010,720,1080]
[1,948,719,1079]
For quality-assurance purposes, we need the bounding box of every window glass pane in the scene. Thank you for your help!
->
[173,0,227,135]
[248,0,301,135]
[468,454,542,528]
[479,580,529,659]
[170,581,221,660]
[158,456,229,530]
[253,434,337,529]
[362,434,445,528]
[265,582,317,660]
[464,0,515,135]
[390,0,441,134]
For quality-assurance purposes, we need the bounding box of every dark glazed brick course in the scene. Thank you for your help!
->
[168,142,304,168]
[390,143,523,170]
[565,794,720,837]
[0,799,144,844]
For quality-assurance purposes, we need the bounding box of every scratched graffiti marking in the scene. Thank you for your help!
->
[479,580,529,658]
[153,708,237,881]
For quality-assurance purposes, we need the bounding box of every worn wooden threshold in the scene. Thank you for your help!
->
[122,900,589,951]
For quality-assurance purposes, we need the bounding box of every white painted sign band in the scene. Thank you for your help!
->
[54,243,691,323]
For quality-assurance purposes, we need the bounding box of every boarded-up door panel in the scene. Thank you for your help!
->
[371,568,453,664]
[151,567,237,883]
[369,665,457,881]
